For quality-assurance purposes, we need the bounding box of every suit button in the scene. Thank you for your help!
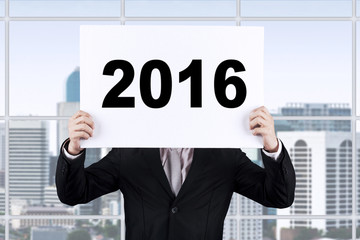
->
[283,167,288,175]
[171,207,178,214]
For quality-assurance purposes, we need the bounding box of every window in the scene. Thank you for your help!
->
[2,0,359,240]
[0,21,3,116]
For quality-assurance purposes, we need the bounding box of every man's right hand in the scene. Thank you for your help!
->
[68,110,94,155]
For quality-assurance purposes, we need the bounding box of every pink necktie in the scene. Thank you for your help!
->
[164,149,182,196]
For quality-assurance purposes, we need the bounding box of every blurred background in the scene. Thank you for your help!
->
[0,0,359,239]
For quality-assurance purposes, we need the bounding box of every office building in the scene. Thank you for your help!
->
[9,121,49,208]
[280,103,351,132]
[31,227,68,240]
[19,206,74,228]
[66,67,80,102]
[44,185,64,207]
[281,103,350,116]
[276,131,355,239]
[0,122,4,171]
[0,188,4,214]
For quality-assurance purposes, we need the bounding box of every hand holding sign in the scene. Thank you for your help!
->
[80,26,264,148]
[68,110,94,155]
[249,106,279,152]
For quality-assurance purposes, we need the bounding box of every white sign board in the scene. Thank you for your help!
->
[80,25,264,148]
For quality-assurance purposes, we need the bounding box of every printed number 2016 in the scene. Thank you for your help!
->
[102,59,247,109]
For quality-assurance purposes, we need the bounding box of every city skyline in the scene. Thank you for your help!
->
[1,80,360,239]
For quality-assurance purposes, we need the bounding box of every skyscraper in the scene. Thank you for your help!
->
[274,103,354,239]
[0,123,5,213]
[276,131,356,239]
[9,121,49,207]
[0,122,5,171]
[66,67,80,102]
[280,103,351,132]
[281,103,350,117]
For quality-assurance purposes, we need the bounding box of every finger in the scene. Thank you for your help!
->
[249,109,267,122]
[249,116,267,130]
[260,106,270,116]
[73,123,94,137]
[70,131,91,140]
[74,116,95,129]
[252,127,269,136]
[250,106,271,118]
[73,110,92,119]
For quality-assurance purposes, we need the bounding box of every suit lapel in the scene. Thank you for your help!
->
[144,148,175,199]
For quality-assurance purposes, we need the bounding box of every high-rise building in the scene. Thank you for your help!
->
[223,218,237,240]
[0,123,4,213]
[44,186,64,207]
[279,103,351,132]
[9,121,49,208]
[19,206,74,229]
[276,131,356,240]
[281,103,350,116]
[66,67,80,102]
[0,188,5,214]
[0,121,5,171]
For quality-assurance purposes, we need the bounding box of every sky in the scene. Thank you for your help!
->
[6,20,354,116]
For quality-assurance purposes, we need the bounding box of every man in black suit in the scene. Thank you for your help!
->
[56,106,295,240]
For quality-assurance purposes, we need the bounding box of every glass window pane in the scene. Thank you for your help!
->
[10,0,121,17]
[239,120,352,215]
[227,195,238,216]
[0,121,4,215]
[10,21,120,117]
[9,120,121,216]
[223,219,353,239]
[223,218,238,240]
[242,0,352,17]
[242,21,352,115]
[276,219,352,239]
[10,219,120,240]
[0,22,4,116]
[125,21,236,26]
[278,120,352,216]
[357,22,360,116]
[357,121,360,214]
[125,0,236,17]
[0,0,3,17]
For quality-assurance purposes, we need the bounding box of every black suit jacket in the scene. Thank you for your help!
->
[56,143,295,240]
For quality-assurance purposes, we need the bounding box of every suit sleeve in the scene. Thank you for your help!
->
[55,139,121,206]
[234,144,296,208]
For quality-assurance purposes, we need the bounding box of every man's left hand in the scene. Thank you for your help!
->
[249,106,279,153]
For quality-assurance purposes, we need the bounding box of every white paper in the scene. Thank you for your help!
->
[80,25,264,148]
